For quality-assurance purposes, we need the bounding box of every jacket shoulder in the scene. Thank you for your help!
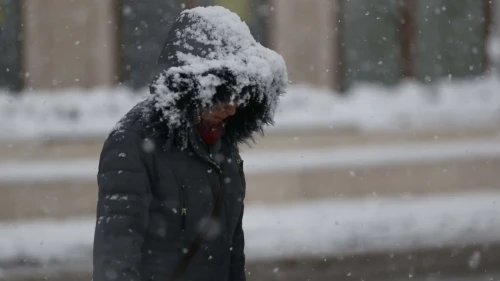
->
[104,98,179,157]
[99,99,157,160]
[109,99,155,139]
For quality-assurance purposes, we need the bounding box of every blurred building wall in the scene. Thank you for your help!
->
[6,0,499,91]
[22,0,118,89]
[270,0,338,89]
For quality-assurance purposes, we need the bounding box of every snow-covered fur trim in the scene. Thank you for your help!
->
[148,6,288,147]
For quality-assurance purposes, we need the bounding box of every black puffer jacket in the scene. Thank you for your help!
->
[93,6,287,281]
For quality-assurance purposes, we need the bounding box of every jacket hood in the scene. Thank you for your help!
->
[148,6,288,147]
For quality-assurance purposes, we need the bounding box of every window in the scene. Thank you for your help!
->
[338,0,491,90]
[416,0,487,82]
[340,0,402,88]
[212,0,270,46]
[119,0,181,89]
[0,0,21,91]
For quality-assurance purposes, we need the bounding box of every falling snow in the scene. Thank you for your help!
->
[468,251,482,269]
[106,194,129,201]
[1,2,499,280]
[142,138,156,153]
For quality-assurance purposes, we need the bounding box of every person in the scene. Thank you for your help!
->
[92,6,287,281]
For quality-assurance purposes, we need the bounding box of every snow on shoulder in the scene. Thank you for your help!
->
[149,6,288,136]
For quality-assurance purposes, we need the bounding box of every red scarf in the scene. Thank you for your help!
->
[197,122,226,145]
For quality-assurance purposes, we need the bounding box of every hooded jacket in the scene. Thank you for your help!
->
[93,6,287,281]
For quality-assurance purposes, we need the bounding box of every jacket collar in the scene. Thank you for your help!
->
[188,127,223,169]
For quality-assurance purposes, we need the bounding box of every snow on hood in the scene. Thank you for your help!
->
[148,6,288,145]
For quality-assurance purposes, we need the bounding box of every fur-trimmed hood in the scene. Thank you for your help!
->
[148,6,288,147]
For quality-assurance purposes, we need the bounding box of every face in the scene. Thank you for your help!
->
[200,101,237,126]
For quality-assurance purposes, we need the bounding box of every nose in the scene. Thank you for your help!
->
[225,104,237,116]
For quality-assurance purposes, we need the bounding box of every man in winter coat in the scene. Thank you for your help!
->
[92,6,287,281]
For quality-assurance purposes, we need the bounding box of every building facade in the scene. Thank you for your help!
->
[0,0,497,92]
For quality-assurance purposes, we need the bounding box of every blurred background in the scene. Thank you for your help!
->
[1,0,500,280]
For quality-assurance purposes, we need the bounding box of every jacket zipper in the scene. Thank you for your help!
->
[209,154,228,231]
[180,184,187,231]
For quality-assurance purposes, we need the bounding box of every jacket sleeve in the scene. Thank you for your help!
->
[230,158,246,281]
[93,129,152,281]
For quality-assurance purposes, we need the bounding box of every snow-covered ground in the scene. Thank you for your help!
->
[1,138,500,183]
[1,75,500,141]
[0,192,499,267]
